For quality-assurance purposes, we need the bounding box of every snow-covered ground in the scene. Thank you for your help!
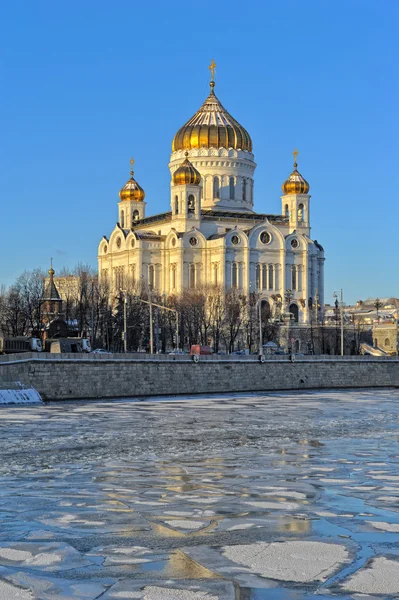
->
[0,389,399,598]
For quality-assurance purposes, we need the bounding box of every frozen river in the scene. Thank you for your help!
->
[0,389,399,599]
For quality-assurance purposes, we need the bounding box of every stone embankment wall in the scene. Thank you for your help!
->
[1,353,399,401]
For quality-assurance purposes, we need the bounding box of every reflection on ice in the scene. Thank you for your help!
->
[0,388,399,597]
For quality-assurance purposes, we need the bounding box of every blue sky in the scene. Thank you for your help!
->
[0,0,398,304]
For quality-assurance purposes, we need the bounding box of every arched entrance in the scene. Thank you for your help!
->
[261,299,271,319]
[289,303,299,323]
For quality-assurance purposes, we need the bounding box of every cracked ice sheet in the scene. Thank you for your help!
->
[367,521,399,532]
[0,579,34,600]
[222,541,350,583]
[2,569,106,600]
[163,520,207,530]
[101,580,235,600]
[0,543,93,572]
[341,557,399,595]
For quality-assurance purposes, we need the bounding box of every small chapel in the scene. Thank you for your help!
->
[98,62,325,324]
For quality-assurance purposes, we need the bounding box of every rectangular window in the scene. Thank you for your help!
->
[256,264,260,290]
[262,264,267,290]
[292,266,297,291]
[232,263,238,288]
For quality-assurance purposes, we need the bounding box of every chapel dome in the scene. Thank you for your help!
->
[172,153,201,186]
[119,160,145,202]
[282,151,310,195]
[172,81,252,153]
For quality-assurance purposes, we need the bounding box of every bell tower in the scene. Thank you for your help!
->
[170,153,202,230]
[281,150,311,235]
[118,158,146,228]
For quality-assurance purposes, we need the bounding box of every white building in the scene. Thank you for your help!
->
[98,69,325,324]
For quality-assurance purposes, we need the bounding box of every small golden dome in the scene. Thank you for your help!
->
[172,153,201,186]
[282,150,310,195]
[172,82,252,152]
[119,159,145,202]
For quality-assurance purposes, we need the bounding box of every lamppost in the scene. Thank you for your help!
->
[140,276,153,354]
[256,298,263,358]
[333,289,344,356]
[119,289,128,353]
[137,280,179,353]
[248,283,262,357]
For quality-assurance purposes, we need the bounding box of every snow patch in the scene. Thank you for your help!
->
[0,388,42,405]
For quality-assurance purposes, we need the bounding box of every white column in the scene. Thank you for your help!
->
[196,263,201,288]
[311,256,318,297]
[297,265,302,293]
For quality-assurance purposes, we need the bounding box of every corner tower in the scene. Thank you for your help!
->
[169,61,256,213]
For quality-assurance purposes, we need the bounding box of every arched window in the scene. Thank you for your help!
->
[292,265,297,291]
[132,210,139,224]
[232,262,238,288]
[256,264,260,290]
[229,176,235,199]
[298,203,304,222]
[268,264,273,290]
[149,265,154,289]
[188,194,195,213]
[213,177,219,199]
[189,264,195,289]
[385,338,390,347]
[285,204,289,217]
[242,178,247,201]
[262,264,267,290]
[374,338,378,348]
[175,195,179,215]
[289,303,299,322]
[121,210,125,228]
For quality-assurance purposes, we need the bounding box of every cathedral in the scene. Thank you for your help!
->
[98,63,325,324]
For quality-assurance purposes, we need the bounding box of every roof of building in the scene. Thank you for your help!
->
[43,267,61,301]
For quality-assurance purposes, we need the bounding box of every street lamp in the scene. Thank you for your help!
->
[333,289,344,356]
[249,283,264,360]
[137,280,180,353]
[119,289,128,353]
[140,276,153,354]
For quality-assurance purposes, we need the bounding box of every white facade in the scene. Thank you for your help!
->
[98,82,325,324]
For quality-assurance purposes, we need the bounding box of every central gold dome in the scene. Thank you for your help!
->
[172,83,252,152]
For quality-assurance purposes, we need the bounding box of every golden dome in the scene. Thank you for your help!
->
[119,159,145,202]
[282,150,310,195]
[172,153,201,186]
[172,82,252,152]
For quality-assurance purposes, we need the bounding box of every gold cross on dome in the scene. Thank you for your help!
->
[293,148,299,164]
[209,59,216,82]
[130,157,134,175]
